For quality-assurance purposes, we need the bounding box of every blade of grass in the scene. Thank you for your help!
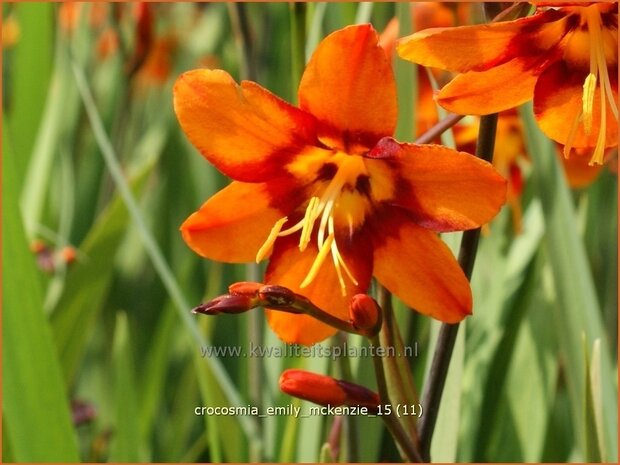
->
[109,313,145,462]
[2,116,80,462]
[520,103,617,460]
[584,338,604,461]
[19,36,70,236]
[429,320,465,462]
[50,159,154,386]
[486,279,558,461]
[394,1,415,142]
[70,58,259,444]
[306,2,327,60]
[8,2,54,186]
[354,2,374,24]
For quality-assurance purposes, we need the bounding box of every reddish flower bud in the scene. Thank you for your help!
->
[30,240,47,254]
[60,246,77,265]
[349,294,381,332]
[279,369,347,406]
[192,294,257,315]
[228,281,263,297]
[279,369,380,413]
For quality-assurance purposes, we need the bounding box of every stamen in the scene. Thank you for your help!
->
[317,198,336,248]
[260,156,364,293]
[328,216,358,287]
[256,217,288,263]
[590,81,607,165]
[563,107,583,158]
[582,73,597,134]
[346,213,354,239]
[300,233,334,289]
[331,245,347,296]
[584,5,617,165]
[299,196,320,251]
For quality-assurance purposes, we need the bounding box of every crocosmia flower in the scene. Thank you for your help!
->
[174,25,506,345]
[397,2,619,165]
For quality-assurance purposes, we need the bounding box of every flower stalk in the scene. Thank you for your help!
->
[417,113,499,461]
[193,282,383,338]
[289,2,306,97]
[377,286,419,441]
[370,333,423,463]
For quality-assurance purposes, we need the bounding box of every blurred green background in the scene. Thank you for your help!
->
[2,2,617,463]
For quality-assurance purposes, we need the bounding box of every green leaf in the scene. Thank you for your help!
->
[194,348,247,462]
[459,202,544,461]
[20,34,78,237]
[50,160,154,385]
[394,2,415,142]
[109,313,145,462]
[430,319,465,462]
[521,103,617,461]
[486,280,558,461]
[2,116,80,462]
[6,2,54,186]
[584,338,604,462]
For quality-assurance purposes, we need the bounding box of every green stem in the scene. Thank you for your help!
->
[394,1,415,142]
[70,59,260,448]
[336,333,359,462]
[370,334,423,463]
[417,114,498,461]
[246,264,263,462]
[291,296,379,338]
[228,2,257,81]
[289,2,306,102]
[377,286,419,441]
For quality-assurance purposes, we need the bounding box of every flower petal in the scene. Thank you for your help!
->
[367,140,506,232]
[265,234,373,345]
[560,148,605,188]
[436,57,540,115]
[180,181,302,262]
[174,69,318,182]
[372,209,472,322]
[397,9,565,73]
[298,24,397,152]
[534,61,618,148]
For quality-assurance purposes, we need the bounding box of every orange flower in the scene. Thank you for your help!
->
[398,3,619,165]
[174,25,506,345]
[559,146,615,188]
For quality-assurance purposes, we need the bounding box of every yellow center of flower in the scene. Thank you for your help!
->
[256,154,371,296]
[564,6,619,164]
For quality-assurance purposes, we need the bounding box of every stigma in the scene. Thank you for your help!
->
[256,155,368,296]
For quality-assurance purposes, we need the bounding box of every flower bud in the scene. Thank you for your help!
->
[60,246,77,265]
[279,369,347,406]
[349,294,381,331]
[279,369,380,413]
[228,281,263,297]
[192,294,257,315]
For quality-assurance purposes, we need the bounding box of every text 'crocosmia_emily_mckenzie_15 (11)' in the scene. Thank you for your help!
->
[173,24,506,346]
[397,2,619,166]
